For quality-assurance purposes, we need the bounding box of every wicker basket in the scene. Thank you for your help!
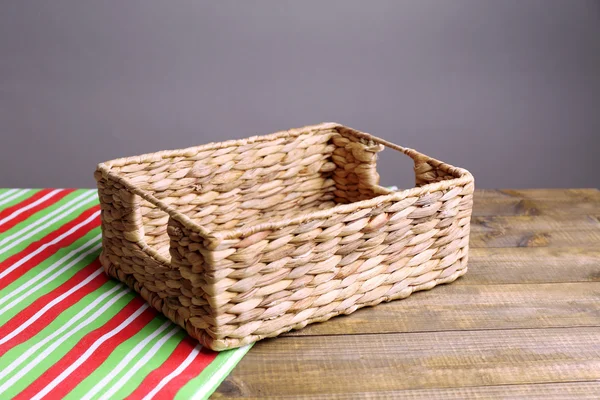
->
[95,123,474,351]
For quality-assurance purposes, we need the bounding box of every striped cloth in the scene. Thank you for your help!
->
[0,188,251,400]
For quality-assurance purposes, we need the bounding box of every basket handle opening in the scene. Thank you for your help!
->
[129,193,173,265]
[336,127,468,188]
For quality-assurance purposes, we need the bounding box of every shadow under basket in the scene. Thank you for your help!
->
[95,123,474,351]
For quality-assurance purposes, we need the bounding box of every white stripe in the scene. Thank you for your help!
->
[190,345,252,400]
[97,326,181,400]
[0,285,129,395]
[0,189,19,202]
[81,320,173,400]
[0,191,97,255]
[0,237,102,314]
[30,303,150,400]
[0,268,104,346]
[0,189,30,207]
[142,345,202,400]
[0,210,101,280]
[0,189,62,227]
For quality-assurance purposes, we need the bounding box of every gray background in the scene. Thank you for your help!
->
[1,0,599,189]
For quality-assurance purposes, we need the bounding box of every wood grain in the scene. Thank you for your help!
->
[465,247,600,284]
[377,382,600,400]
[470,228,600,248]
[471,189,600,218]
[471,215,600,232]
[473,197,600,217]
[281,282,600,336]
[475,189,600,201]
[468,214,600,248]
[218,327,600,397]
[215,381,600,399]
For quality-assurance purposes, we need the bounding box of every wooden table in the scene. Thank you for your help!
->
[213,189,600,399]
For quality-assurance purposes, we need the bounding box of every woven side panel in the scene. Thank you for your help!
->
[167,220,219,347]
[95,171,205,341]
[170,179,474,350]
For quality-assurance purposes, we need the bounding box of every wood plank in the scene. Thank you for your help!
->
[472,197,600,217]
[214,381,600,399]
[376,382,600,400]
[475,189,600,201]
[219,327,600,397]
[464,247,600,285]
[468,214,600,248]
[471,215,600,232]
[502,189,600,200]
[470,228,600,248]
[280,282,600,336]
[472,188,600,218]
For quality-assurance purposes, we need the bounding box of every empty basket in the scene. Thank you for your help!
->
[95,123,474,350]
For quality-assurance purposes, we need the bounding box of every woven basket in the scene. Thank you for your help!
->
[95,123,474,351]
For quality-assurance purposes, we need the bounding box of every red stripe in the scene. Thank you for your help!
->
[0,190,41,218]
[0,189,74,233]
[126,338,217,400]
[124,338,191,399]
[152,346,217,399]
[14,298,155,400]
[0,205,101,290]
[0,259,107,357]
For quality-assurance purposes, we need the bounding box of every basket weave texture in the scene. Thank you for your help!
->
[95,123,474,350]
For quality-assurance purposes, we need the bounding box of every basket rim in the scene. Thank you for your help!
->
[98,122,342,169]
[96,123,474,241]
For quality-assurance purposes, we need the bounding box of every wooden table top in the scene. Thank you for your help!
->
[213,189,600,399]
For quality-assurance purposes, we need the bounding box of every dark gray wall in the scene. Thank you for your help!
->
[1,0,599,189]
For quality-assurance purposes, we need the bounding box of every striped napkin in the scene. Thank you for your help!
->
[0,188,251,400]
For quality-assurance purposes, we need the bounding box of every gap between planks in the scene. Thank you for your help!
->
[283,324,600,338]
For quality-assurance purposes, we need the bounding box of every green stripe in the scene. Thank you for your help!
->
[0,189,98,262]
[111,331,186,399]
[66,318,180,399]
[0,189,37,212]
[175,345,253,400]
[0,283,132,398]
[0,189,95,241]
[0,228,102,324]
